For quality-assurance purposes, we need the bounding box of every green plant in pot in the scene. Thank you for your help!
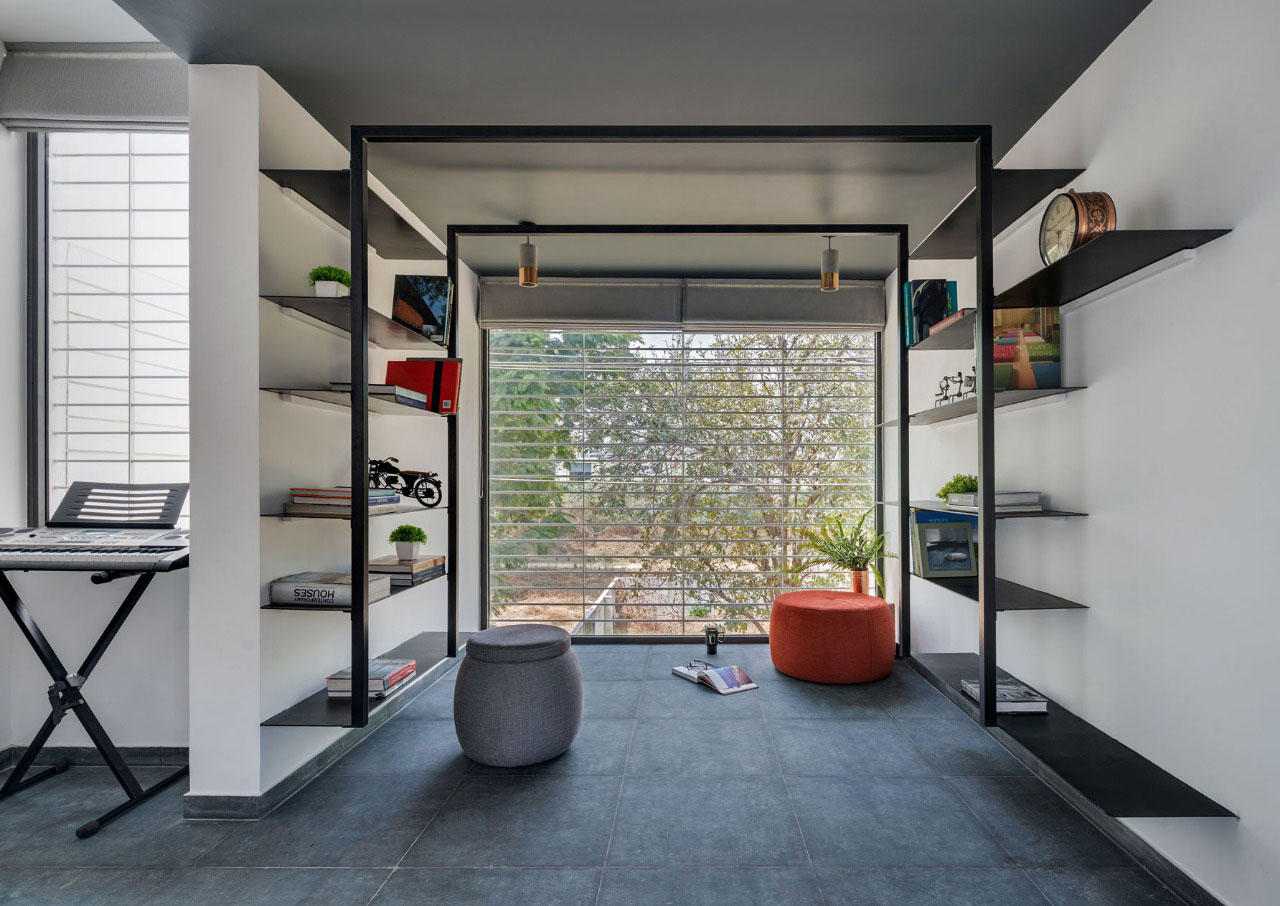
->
[388,524,427,561]
[308,265,351,298]
[795,509,893,596]
[936,473,978,501]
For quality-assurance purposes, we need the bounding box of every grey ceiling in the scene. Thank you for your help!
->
[114,0,1151,277]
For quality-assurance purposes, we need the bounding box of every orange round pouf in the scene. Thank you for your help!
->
[770,590,894,684]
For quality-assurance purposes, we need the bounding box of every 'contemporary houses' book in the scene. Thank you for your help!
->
[960,678,1049,714]
[269,572,392,606]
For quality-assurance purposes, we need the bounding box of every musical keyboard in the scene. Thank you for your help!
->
[0,527,190,573]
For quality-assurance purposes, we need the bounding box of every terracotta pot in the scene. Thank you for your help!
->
[849,569,871,595]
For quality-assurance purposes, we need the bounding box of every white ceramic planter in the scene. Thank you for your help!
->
[314,280,348,297]
[395,541,422,561]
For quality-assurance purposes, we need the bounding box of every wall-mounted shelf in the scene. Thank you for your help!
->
[263,296,445,351]
[260,504,441,520]
[912,573,1085,611]
[261,630,449,727]
[909,653,1234,818]
[260,571,447,613]
[995,230,1229,310]
[880,387,1085,427]
[262,387,444,417]
[910,311,977,351]
[882,499,1086,519]
[912,168,1085,260]
[261,169,445,261]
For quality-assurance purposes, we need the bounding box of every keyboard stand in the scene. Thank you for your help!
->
[0,570,189,838]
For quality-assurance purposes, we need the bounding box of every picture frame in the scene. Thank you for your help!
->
[913,520,977,578]
[391,274,452,343]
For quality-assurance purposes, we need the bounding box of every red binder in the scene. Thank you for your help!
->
[385,359,463,414]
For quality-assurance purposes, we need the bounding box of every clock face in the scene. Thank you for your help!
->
[1040,194,1079,265]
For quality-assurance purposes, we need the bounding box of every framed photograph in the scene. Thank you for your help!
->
[913,520,977,578]
[391,275,452,343]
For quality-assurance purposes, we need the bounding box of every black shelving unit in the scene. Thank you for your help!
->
[910,310,977,350]
[261,169,445,261]
[880,387,1086,427]
[260,571,447,613]
[259,504,427,520]
[885,500,1087,519]
[914,574,1085,611]
[263,296,445,351]
[262,387,445,417]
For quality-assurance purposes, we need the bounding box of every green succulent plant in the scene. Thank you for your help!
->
[308,265,352,287]
[936,473,979,499]
[388,524,427,544]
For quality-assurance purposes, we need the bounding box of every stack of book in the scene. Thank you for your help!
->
[961,677,1048,714]
[329,382,428,410]
[285,486,402,517]
[370,554,446,589]
[326,658,416,699]
[269,571,392,607]
[946,491,1042,514]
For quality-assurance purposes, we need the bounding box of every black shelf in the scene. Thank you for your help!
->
[995,229,1229,310]
[260,572,447,613]
[888,499,1086,520]
[880,387,1085,427]
[260,504,433,520]
[909,653,1234,818]
[261,169,444,261]
[910,310,976,351]
[264,296,445,351]
[262,387,445,417]
[262,631,451,727]
[912,168,1085,260]
[913,573,1085,611]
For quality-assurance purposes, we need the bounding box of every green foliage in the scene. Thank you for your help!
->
[388,524,426,544]
[937,473,979,499]
[794,509,894,590]
[308,265,351,287]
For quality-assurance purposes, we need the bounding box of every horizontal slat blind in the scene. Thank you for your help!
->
[487,329,876,635]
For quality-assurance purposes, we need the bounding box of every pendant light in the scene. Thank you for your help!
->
[820,236,839,292]
[518,235,538,287]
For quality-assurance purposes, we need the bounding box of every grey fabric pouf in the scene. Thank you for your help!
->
[453,624,583,767]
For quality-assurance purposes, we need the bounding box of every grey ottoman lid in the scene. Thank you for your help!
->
[466,624,571,664]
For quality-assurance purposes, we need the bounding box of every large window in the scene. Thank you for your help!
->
[487,329,877,635]
[45,132,189,516]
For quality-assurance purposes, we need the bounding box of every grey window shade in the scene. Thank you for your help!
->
[0,43,187,131]
[479,277,886,330]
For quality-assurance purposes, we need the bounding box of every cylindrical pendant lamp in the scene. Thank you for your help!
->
[820,236,839,292]
[518,237,538,287]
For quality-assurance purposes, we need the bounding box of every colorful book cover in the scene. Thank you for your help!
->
[903,279,959,346]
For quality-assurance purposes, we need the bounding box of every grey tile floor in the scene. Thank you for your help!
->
[0,644,1186,905]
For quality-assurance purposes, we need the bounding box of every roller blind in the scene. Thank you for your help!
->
[478,277,886,330]
[0,43,187,131]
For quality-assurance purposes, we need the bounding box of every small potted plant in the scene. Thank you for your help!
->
[388,524,427,561]
[936,473,979,502]
[796,509,893,595]
[308,265,351,298]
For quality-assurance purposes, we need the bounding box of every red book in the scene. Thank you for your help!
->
[931,308,975,333]
[385,359,463,414]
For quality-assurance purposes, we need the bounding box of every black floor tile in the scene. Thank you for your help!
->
[0,867,176,905]
[401,775,621,867]
[582,680,643,719]
[637,678,764,719]
[770,719,935,777]
[757,674,889,720]
[468,719,633,776]
[196,772,454,868]
[326,719,471,783]
[599,866,825,906]
[947,776,1131,868]
[157,867,391,905]
[372,867,601,905]
[867,667,967,719]
[897,717,1030,777]
[396,673,458,721]
[608,776,807,867]
[571,646,651,680]
[817,867,1051,905]
[1026,867,1184,905]
[627,719,778,776]
[788,775,1012,868]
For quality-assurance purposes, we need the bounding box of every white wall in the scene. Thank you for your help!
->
[893,1,1280,902]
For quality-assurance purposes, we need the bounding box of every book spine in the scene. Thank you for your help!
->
[271,584,352,606]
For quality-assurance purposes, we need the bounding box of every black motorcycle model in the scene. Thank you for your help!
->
[369,457,443,508]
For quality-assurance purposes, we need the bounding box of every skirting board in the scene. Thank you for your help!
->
[907,659,1227,906]
[0,745,187,769]
[183,650,463,820]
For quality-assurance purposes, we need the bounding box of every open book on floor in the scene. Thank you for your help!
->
[672,661,758,695]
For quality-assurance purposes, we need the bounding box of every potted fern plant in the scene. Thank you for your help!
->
[388,524,426,561]
[308,265,351,298]
[797,509,894,595]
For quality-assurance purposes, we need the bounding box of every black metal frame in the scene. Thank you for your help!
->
[346,124,995,724]
[25,132,48,527]
[0,571,189,837]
